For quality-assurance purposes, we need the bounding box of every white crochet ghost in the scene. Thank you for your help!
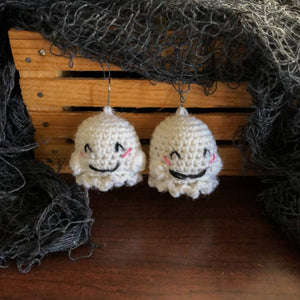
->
[70,106,146,191]
[149,107,222,199]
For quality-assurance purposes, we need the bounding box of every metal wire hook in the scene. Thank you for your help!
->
[179,89,189,107]
[107,76,111,107]
[173,82,191,107]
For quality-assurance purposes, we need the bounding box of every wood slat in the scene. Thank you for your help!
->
[31,112,248,141]
[21,78,252,111]
[9,38,121,74]
[9,29,252,176]
[8,29,44,39]
[34,143,245,175]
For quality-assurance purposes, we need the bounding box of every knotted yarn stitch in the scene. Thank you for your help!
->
[149,107,222,199]
[70,106,146,191]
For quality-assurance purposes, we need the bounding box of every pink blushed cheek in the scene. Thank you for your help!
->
[163,156,171,165]
[122,147,132,158]
[80,151,85,158]
[209,154,215,164]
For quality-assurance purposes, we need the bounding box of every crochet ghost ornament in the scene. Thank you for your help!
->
[70,106,146,191]
[149,107,222,199]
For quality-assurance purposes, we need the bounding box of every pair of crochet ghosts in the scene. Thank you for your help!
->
[70,106,222,199]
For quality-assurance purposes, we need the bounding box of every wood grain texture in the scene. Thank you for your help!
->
[9,38,121,73]
[31,111,248,141]
[8,29,44,39]
[0,176,299,300]
[20,78,252,111]
[34,143,245,175]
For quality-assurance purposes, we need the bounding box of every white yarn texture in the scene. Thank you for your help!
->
[149,107,223,199]
[70,106,146,191]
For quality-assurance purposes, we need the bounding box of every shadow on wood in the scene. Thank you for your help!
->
[0,176,299,299]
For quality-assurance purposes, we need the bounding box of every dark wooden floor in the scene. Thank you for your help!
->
[0,177,300,299]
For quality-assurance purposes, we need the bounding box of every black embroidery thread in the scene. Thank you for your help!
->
[170,151,181,159]
[89,162,120,173]
[169,169,207,180]
[84,143,93,153]
[115,142,124,152]
[203,148,210,157]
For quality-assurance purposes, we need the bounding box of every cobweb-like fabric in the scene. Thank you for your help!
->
[0,3,94,273]
[0,0,299,271]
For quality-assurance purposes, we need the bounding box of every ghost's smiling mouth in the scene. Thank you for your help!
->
[89,162,120,173]
[169,168,206,180]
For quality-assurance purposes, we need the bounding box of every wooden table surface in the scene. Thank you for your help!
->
[0,176,299,300]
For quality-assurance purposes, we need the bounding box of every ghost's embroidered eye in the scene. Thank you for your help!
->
[170,150,181,159]
[203,148,210,157]
[115,142,124,152]
[84,143,93,153]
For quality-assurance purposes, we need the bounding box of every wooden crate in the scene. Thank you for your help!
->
[8,29,253,175]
